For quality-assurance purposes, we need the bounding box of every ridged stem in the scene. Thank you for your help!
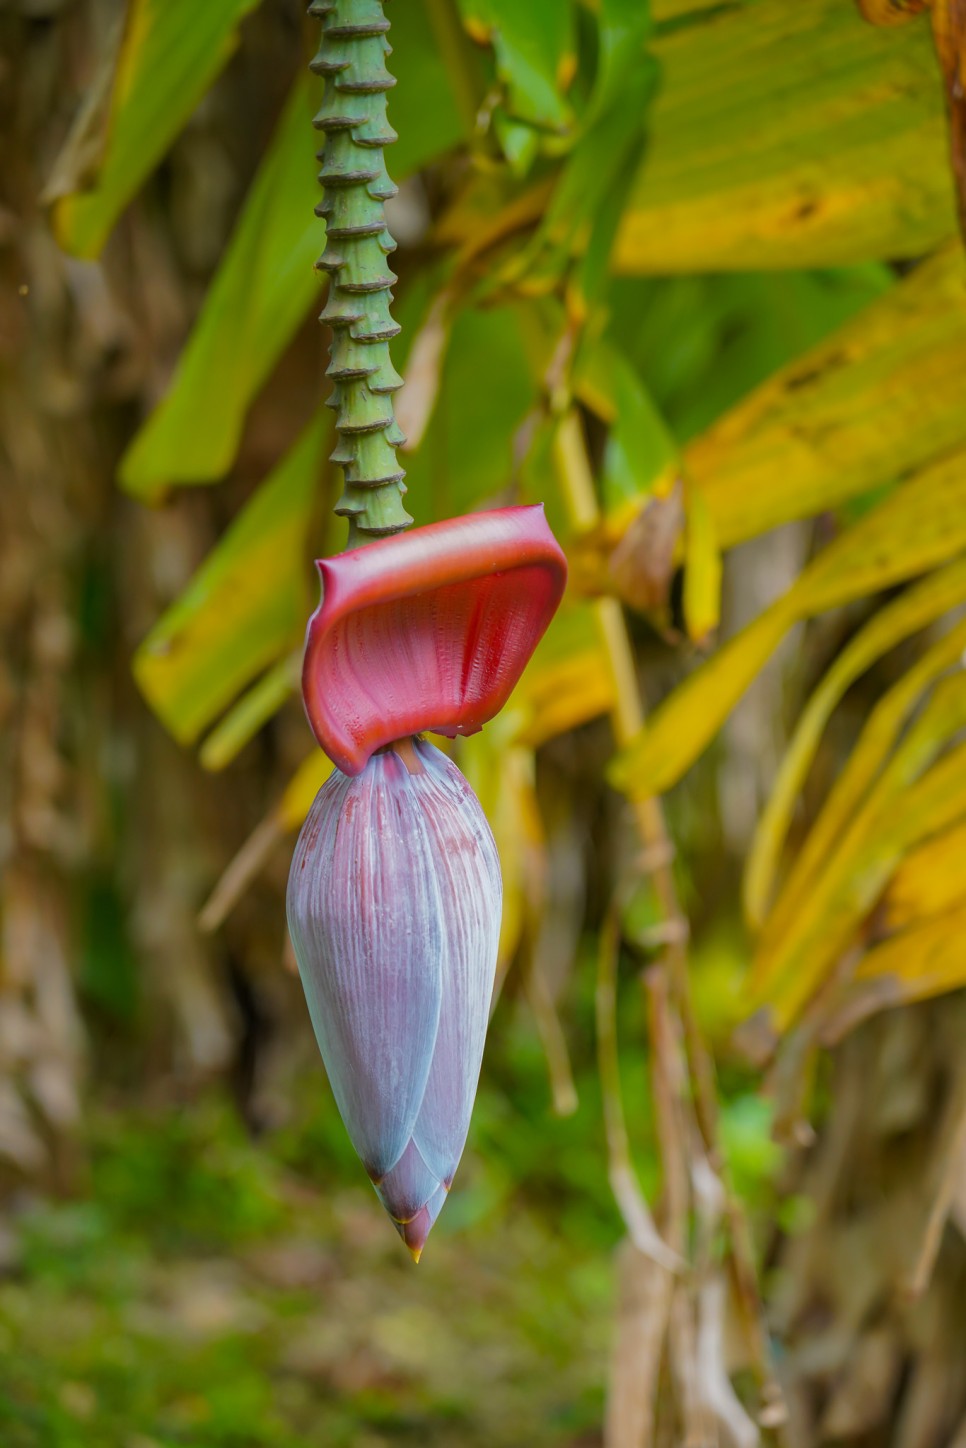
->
[309,0,412,546]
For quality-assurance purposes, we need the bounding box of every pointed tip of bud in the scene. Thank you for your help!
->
[399,1203,434,1261]
[385,1182,449,1262]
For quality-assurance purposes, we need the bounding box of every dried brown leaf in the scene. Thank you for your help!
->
[605,1239,675,1448]
[932,0,966,235]
[608,480,684,618]
[858,0,930,24]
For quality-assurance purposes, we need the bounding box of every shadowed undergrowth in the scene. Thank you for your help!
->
[0,1090,610,1448]
[0,967,778,1448]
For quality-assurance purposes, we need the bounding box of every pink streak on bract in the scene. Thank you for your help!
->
[301,505,567,775]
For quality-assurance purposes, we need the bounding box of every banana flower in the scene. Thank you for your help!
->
[287,504,566,1258]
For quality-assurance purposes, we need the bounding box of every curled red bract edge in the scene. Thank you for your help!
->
[302,504,567,775]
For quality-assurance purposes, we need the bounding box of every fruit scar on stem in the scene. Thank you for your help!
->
[309,0,411,546]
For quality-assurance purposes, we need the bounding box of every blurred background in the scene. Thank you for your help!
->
[4,0,966,1443]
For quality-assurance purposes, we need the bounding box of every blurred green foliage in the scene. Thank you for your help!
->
[0,960,782,1445]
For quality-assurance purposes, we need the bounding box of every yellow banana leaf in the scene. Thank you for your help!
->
[278,751,334,834]
[822,899,966,1042]
[755,615,966,964]
[134,417,327,744]
[882,817,966,930]
[616,0,956,273]
[610,608,793,800]
[199,655,301,772]
[610,445,966,799]
[571,245,966,606]
[682,480,722,645]
[748,677,966,1037]
[509,602,616,748]
[688,247,966,551]
[744,558,966,927]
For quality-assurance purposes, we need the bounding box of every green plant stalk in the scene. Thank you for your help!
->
[309,0,411,546]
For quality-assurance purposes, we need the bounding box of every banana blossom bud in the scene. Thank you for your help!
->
[288,505,566,1257]
[288,738,501,1259]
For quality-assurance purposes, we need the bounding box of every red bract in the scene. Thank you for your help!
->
[302,504,567,775]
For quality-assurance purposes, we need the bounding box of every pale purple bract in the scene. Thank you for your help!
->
[286,737,502,1257]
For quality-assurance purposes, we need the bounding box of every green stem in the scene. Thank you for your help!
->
[309,0,412,546]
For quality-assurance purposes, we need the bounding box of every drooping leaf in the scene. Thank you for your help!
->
[610,448,966,799]
[615,0,957,272]
[279,751,334,834]
[822,898,966,1043]
[681,480,721,645]
[400,303,543,523]
[679,270,894,442]
[602,268,892,450]
[198,653,301,771]
[756,616,966,972]
[687,247,966,551]
[504,4,657,302]
[747,672,966,1039]
[134,416,328,744]
[509,602,616,748]
[574,336,677,526]
[567,88,653,311]
[119,78,321,501]
[762,730,966,1043]
[456,0,576,133]
[882,817,966,931]
[780,445,966,615]
[594,0,656,121]
[120,3,466,501]
[49,0,262,259]
[744,557,966,926]
[573,256,913,583]
[611,609,793,801]
[389,1,470,180]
